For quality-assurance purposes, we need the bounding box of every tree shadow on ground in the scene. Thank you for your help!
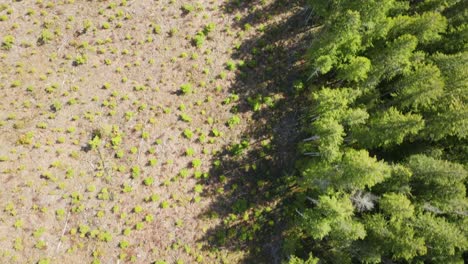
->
[199,0,316,263]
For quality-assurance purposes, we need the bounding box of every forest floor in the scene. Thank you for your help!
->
[0,0,309,263]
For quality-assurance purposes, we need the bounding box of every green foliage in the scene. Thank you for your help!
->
[185,148,195,156]
[131,166,140,178]
[392,63,444,110]
[74,54,87,66]
[38,258,51,264]
[225,60,236,71]
[143,177,154,186]
[415,213,468,259]
[180,83,193,95]
[180,113,192,122]
[337,56,371,82]
[352,107,424,149]
[111,135,122,146]
[192,32,205,48]
[301,194,365,245]
[388,12,448,45]
[17,131,34,145]
[406,155,467,212]
[203,23,216,35]
[181,4,194,13]
[227,115,241,128]
[183,129,194,139]
[38,29,54,44]
[119,240,130,249]
[191,159,201,168]
[160,200,169,209]
[133,205,143,213]
[2,35,14,50]
[88,135,101,150]
[287,254,319,264]
[379,193,414,219]
[290,0,468,262]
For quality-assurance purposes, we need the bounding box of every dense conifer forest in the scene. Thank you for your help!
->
[286,0,467,263]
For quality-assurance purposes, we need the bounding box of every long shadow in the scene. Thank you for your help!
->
[198,0,316,263]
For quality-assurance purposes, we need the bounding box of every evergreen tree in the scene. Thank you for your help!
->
[332,149,392,190]
[415,213,468,260]
[392,63,445,111]
[288,0,468,262]
[351,107,425,149]
[407,154,467,213]
[365,34,418,88]
[388,12,447,45]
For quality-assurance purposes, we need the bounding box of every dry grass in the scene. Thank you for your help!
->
[0,0,261,263]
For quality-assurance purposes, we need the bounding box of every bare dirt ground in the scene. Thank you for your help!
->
[0,0,307,263]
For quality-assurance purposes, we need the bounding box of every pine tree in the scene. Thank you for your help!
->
[288,0,468,262]
[332,148,391,190]
[336,56,372,82]
[388,12,447,45]
[392,63,445,111]
[303,117,344,162]
[307,10,362,75]
[415,213,468,262]
[406,154,467,213]
[365,34,418,88]
[351,107,425,149]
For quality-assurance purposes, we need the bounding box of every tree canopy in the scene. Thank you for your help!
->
[288,0,468,262]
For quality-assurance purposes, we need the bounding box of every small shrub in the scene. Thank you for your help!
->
[211,128,221,137]
[160,201,169,209]
[119,240,130,249]
[122,184,132,193]
[203,23,216,35]
[135,222,144,230]
[192,32,205,48]
[179,168,189,178]
[51,101,62,112]
[227,115,241,128]
[180,113,192,122]
[144,193,158,204]
[2,35,14,50]
[14,219,24,229]
[38,258,50,264]
[74,54,87,66]
[130,146,138,154]
[145,214,154,222]
[87,184,96,192]
[123,228,131,236]
[185,148,195,156]
[226,61,236,71]
[101,22,110,29]
[98,231,112,242]
[133,205,143,213]
[148,158,157,166]
[131,166,140,178]
[88,135,101,150]
[194,184,203,193]
[38,29,53,44]
[181,4,194,13]
[192,159,202,168]
[152,24,162,34]
[180,83,193,94]
[115,149,124,158]
[143,177,154,186]
[17,132,34,145]
[111,135,122,146]
[183,129,194,139]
